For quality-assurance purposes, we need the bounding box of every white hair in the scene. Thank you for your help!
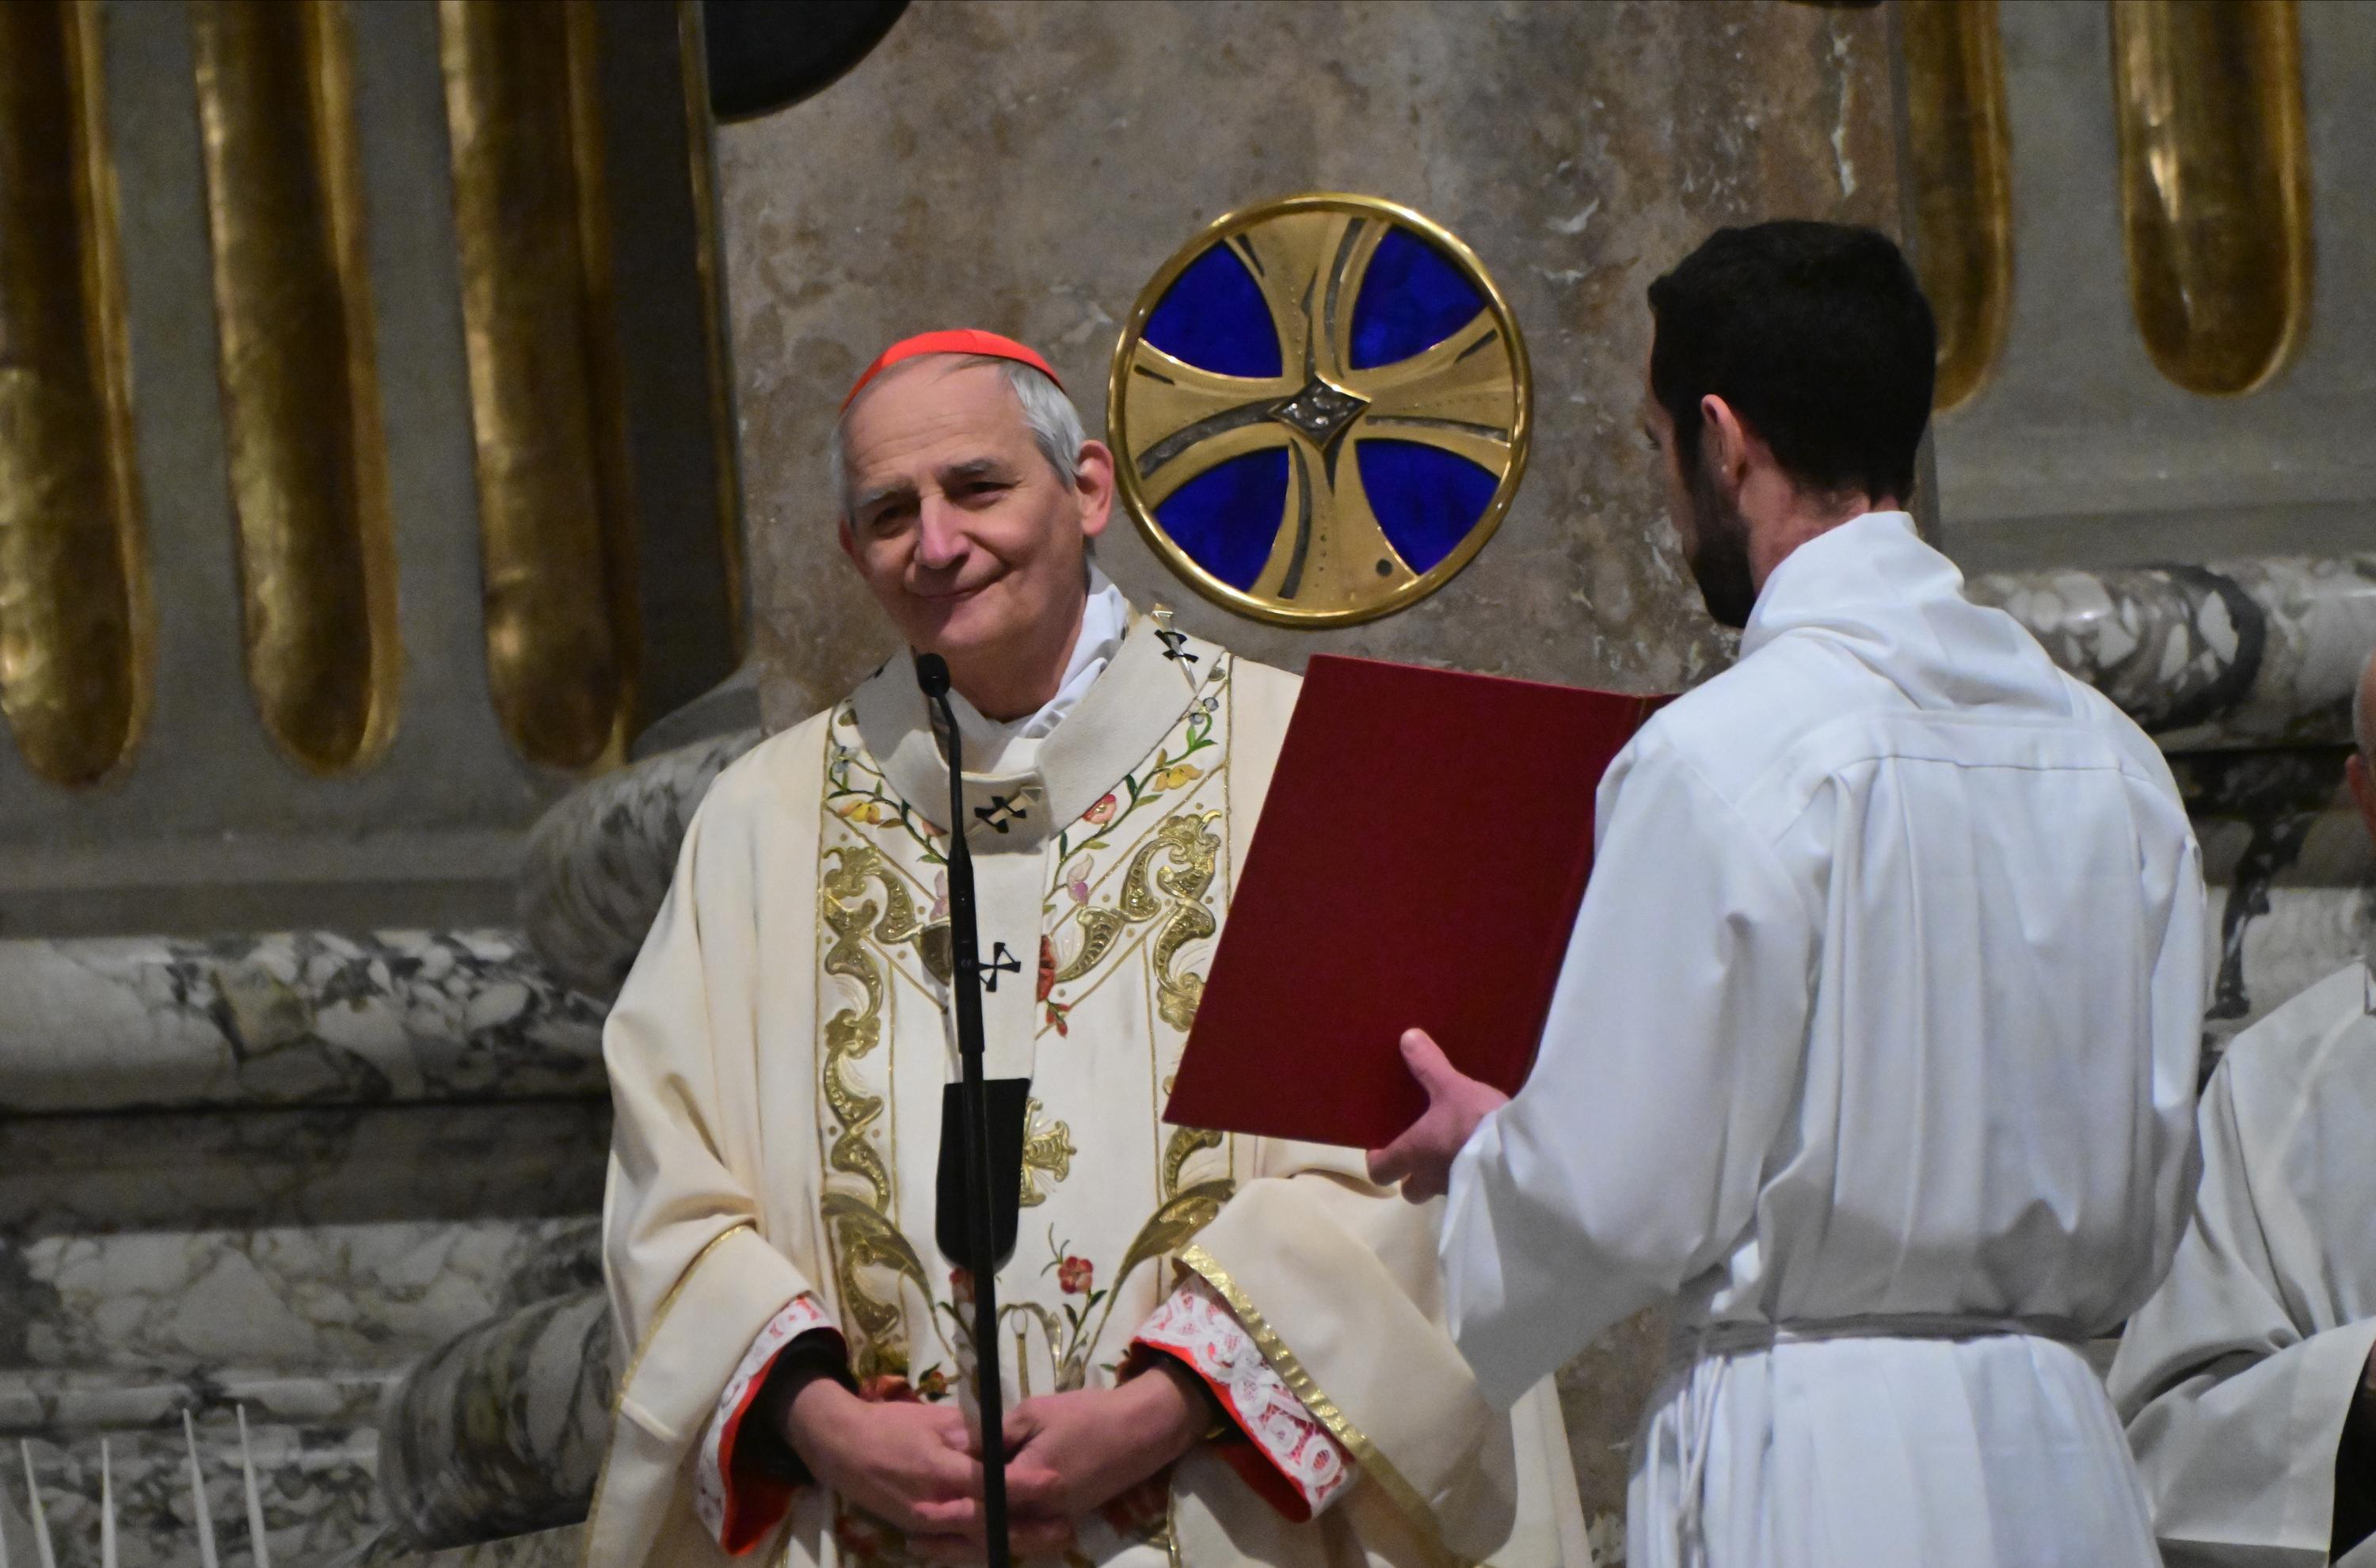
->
[828,354,1088,520]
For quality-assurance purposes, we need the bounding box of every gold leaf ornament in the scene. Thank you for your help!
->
[1114,1178,1236,1290]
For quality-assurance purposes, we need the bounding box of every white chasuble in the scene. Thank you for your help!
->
[2109,961,2376,1568]
[593,610,1588,1568]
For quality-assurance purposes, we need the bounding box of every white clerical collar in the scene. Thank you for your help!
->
[943,561,1129,760]
[851,598,1220,854]
[1737,510,1938,658]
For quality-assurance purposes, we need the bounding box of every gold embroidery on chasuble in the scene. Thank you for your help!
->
[813,645,1243,1421]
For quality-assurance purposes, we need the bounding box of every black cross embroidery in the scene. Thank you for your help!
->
[1156,628,1199,665]
[973,793,1027,833]
[972,942,1024,992]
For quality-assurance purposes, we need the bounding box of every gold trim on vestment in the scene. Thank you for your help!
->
[817,839,931,1378]
[578,1219,756,1568]
[1177,1243,1453,1557]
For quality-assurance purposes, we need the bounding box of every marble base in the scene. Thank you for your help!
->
[340,1523,584,1568]
[0,1101,606,1377]
[1,1407,378,1568]
[378,1291,611,1549]
[0,1095,608,1566]
[0,931,607,1117]
[517,730,760,999]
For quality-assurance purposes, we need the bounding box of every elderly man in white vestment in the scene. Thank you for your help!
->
[2108,643,2376,1567]
[1371,222,2209,1567]
[589,328,1588,1568]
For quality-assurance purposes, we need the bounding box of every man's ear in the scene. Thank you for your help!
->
[1073,441,1117,540]
[836,516,861,567]
[1700,394,1750,489]
[2348,752,2376,852]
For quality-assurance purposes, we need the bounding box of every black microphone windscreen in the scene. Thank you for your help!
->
[913,653,951,698]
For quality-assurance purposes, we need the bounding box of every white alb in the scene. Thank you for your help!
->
[1441,512,2208,1567]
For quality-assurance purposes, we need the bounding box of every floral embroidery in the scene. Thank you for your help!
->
[804,639,1251,1566]
[1038,934,1073,1034]
[1147,762,1202,793]
[826,717,946,864]
[1047,677,1224,875]
[1134,1276,1356,1517]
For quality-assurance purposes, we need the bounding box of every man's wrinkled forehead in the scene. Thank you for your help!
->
[842,359,1028,493]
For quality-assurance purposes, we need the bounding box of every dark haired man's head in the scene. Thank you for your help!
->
[1640,221,1936,627]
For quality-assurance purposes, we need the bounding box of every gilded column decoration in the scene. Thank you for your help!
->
[192,0,399,774]
[1899,0,2011,412]
[676,0,745,657]
[440,0,638,771]
[0,0,150,788]
[2110,0,2309,398]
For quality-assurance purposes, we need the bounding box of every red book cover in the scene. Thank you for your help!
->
[1164,654,1666,1150]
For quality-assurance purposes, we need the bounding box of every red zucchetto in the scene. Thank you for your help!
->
[840,329,1063,412]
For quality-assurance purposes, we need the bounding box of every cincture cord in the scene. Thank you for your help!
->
[1675,1332,1727,1568]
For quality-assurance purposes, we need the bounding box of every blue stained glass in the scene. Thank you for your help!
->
[1142,244,1282,379]
[1350,227,1487,369]
[1154,448,1289,592]
[1356,440,1498,575]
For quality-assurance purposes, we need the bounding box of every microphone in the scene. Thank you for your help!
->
[908,641,1018,1568]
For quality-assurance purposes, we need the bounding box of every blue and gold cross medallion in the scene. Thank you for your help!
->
[1107,194,1532,626]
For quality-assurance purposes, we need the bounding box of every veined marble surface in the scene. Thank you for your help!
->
[341,1523,584,1568]
[1,1408,379,1568]
[0,931,606,1116]
[518,729,760,999]
[1969,554,2376,752]
[377,1290,611,1550]
[0,1097,605,1565]
[0,1102,605,1376]
[2175,749,2376,1045]
[0,1367,388,1438]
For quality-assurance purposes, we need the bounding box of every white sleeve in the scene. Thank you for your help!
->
[2109,1060,2376,1565]
[1438,736,1815,1408]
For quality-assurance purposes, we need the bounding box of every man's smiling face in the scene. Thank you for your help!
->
[837,358,1110,674]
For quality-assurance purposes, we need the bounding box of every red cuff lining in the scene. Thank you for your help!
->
[716,1335,822,1555]
[1129,1339,1315,1524]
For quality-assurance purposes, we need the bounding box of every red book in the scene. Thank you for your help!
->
[1164,654,1666,1150]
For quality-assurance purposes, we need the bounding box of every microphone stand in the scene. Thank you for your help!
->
[912,653,1012,1568]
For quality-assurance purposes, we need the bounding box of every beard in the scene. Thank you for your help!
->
[1681,451,1757,630]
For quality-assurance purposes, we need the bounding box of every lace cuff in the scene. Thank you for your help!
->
[694,1294,838,1554]
[1131,1274,1356,1520]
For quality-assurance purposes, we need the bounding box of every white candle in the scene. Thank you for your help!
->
[236,1407,269,1568]
[99,1440,116,1568]
[184,1411,219,1568]
[17,1445,53,1568]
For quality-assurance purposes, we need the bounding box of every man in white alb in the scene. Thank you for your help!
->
[2108,641,2376,1567]
[1371,221,2208,1566]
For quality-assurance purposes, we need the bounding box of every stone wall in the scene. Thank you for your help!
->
[719,0,1903,726]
